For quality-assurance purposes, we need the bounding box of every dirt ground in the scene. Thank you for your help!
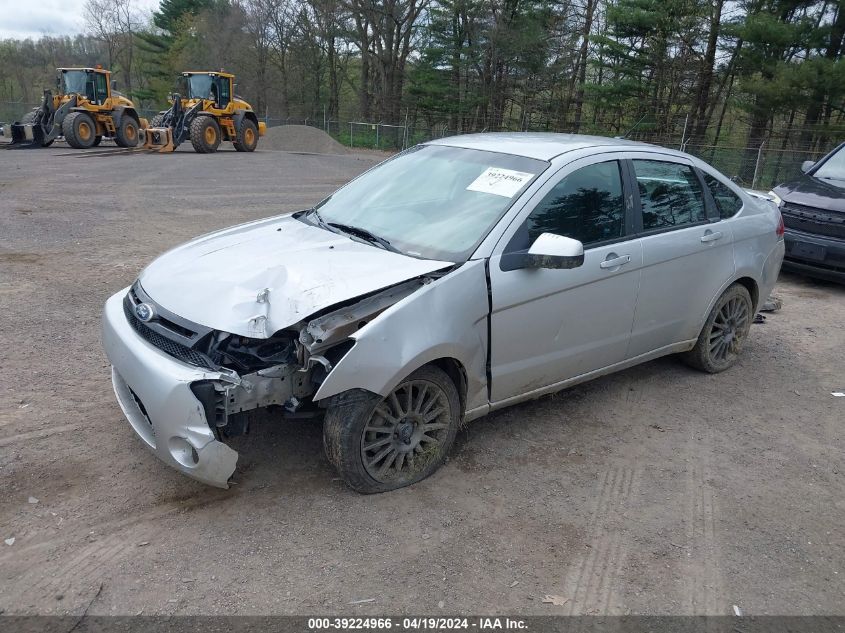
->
[0,144,843,617]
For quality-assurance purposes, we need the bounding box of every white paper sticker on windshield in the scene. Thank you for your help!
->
[466,167,534,198]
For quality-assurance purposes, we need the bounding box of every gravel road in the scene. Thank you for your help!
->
[1,145,843,617]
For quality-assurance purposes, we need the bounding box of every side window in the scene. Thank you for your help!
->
[703,173,743,219]
[219,78,231,107]
[633,160,707,231]
[95,73,108,104]
[524,161,625,247]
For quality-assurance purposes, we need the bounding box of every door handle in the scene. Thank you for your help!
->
[700,231,723,243]
[599,254,631,269]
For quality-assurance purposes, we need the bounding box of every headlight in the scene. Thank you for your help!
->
[767,190,784,208]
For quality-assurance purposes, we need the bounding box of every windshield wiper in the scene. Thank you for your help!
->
[327,222,401,254]
[305,207,330,228]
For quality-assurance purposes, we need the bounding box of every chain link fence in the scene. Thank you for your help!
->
[4,100,839,190]
[265,115,839,190]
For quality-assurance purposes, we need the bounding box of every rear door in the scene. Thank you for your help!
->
[488,156,643,402]
[626,156,736,358]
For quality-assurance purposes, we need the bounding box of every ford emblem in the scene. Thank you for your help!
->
[135,302,155,322]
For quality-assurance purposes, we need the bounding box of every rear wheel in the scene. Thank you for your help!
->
[682,284,753,373]
[62,111,97,149]
[323,365,461,493]
[92,135,102,147]
[233,119,258,152]
[115,116,139,147]
[189,115,221,153]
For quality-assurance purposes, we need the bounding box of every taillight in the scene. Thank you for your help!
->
[776,210,785,238]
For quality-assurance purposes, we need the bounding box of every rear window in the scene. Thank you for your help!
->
[633,160,707,231]
[703,173,743,219]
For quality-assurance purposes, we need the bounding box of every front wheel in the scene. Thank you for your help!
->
[62,111,97,149]
[682,284,753,373]
[323,365,461,493]
[189,115,221,153]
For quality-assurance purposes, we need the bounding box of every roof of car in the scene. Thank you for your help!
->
[426,132,659,161]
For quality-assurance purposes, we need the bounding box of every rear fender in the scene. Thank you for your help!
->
[232,110,258,135]
[110,106,141,127]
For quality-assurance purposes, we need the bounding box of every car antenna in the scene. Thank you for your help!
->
[616,113,648,140]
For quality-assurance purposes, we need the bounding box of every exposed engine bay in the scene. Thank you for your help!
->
[124,275,438,440]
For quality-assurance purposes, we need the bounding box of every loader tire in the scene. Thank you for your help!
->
[190,116,221,153]
[233,119,258,152]
[149,114,165,128]
[63,112,97,149]
[93,136,102,147]
[20,111,53,147]
[115,116,140,147]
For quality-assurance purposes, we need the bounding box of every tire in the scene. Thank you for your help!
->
[189,115,221,153]
[150,113,166,128]
[20,110,53,146]
[323,365,461,494]
[682,283,753,373]
[62,111,97,149]
[92,136,102,147]
[233,118,258,152]
[115,116,139,147]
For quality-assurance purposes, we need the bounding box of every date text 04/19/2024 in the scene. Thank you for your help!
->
[306,617,528,630]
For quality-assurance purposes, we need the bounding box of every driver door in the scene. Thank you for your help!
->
[488,157,643,403]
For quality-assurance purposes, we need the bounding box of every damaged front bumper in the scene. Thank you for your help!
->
[102,289,240,488]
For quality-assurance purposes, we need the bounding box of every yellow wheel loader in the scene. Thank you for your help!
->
[143,71,266,153]
[10,67,147,149]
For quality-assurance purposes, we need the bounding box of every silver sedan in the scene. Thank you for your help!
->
[102,133,785,492]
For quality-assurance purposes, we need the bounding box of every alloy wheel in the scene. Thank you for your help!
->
[708,295,750,363]
[360,380,451,483]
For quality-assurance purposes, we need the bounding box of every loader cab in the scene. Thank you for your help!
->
[58,68,111,105]
[180,72,232,109]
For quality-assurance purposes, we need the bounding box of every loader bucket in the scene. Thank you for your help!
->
[142,127,176,153]
[10,122,47,147]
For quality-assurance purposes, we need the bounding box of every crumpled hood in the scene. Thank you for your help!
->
[139,215,452,338]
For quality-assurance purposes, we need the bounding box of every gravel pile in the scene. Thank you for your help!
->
[260,124,349,154]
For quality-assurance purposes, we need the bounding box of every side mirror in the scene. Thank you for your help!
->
[801,160,815,174]
[526,233,584,269]
[111,80,117,91]
[500,233,585,271]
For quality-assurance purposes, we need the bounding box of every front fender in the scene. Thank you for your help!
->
[313,260,490,413]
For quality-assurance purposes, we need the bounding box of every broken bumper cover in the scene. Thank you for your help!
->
[102,289,238,488]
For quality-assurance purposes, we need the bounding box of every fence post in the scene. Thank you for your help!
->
[375,123,379,148]
[403,109,409,150]
[679,113,689,151]
[752,141,766,190]
[350,122,353,148]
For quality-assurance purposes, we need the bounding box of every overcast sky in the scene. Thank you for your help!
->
[0,0,161,40]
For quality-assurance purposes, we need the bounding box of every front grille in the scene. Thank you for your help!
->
[123,298,215,369]
[782,202,845,240]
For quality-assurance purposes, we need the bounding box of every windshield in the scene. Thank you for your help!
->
[185,74,214,100]
[61,70,89,95]
[814,145,845,183]
[306,145,547,261]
